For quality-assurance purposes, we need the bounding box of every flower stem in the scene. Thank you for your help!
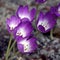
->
[50,29,53,40]
[5,35,12,60]
[7,40,16,60]
[9,40,16,51]
[13,45,16,55]
[34,4,39,31]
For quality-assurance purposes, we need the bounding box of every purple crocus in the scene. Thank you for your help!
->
[6,15,21,33]
[37,12,56,33]
[35,0,46,3]
[14,19,33,40]
[16,5,36,22]
[17,37,37,53]
[50,3,60,17]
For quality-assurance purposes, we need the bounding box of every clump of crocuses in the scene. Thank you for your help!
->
[6,2,57,54]
[6,5,37,53]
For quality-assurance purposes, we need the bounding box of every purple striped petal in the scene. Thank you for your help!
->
[17,5,30,20]
[17,37,37,53]
[50,3,60,17]
[14,20,33,40]
[29,8,36,22]
[55,3,60,17]
[37,12,56,33]
[17,5,36,22]
[6,15,21,33]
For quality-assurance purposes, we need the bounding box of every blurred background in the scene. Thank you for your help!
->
[0,0,60,60]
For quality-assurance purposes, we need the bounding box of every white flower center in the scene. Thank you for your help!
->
[37,19,50,31]
[58,7,60,14]
[19,14,30,20]
[9,23,17,30]
[18,39,31,52]
[16,28,26,37]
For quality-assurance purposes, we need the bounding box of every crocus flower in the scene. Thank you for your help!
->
[6,15,21,33]
[17,37,37,53]
[37,12,56,33]
[14,19,33,40]
[35,0,46,3]
[16,5,36,22]
[50,3,60,17]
